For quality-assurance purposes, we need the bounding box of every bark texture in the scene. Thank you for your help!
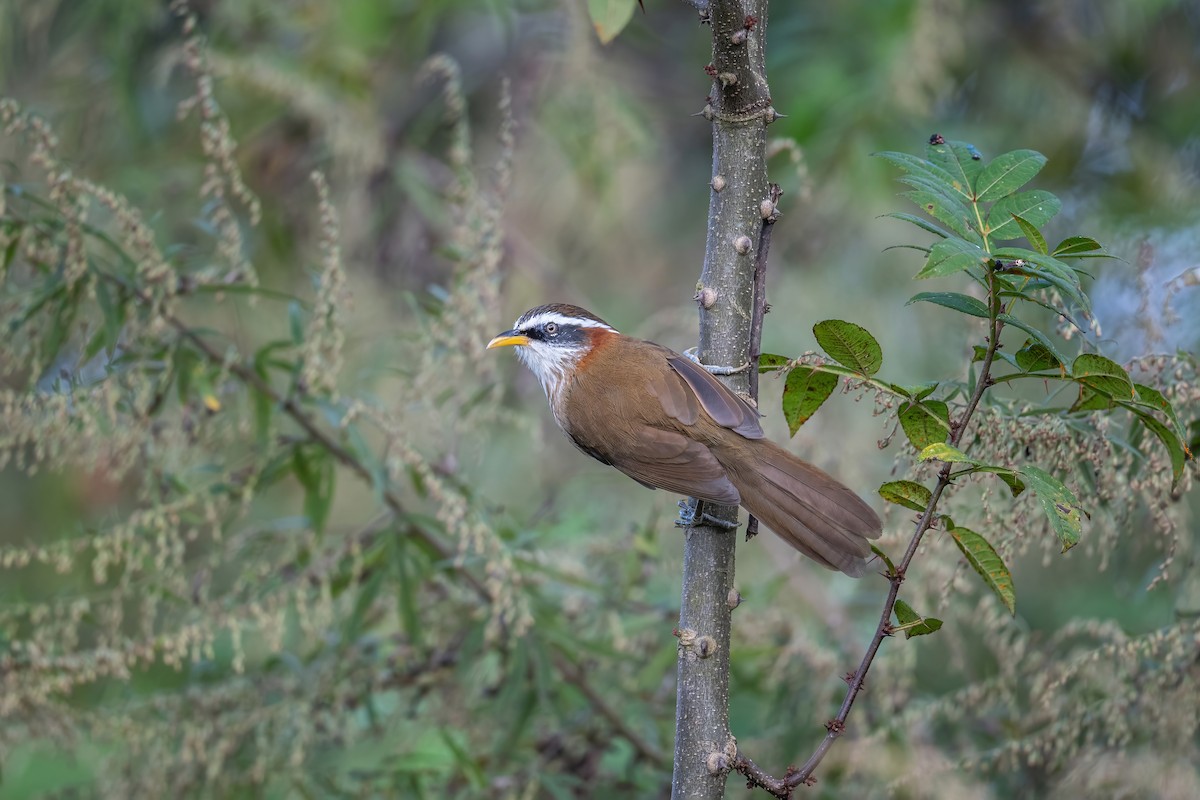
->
[672,2,772,797]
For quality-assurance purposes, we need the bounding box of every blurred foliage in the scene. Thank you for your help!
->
[0,0,1198,798]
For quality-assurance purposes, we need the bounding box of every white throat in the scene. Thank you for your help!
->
[515,340,586,417]
[507,309,618,425]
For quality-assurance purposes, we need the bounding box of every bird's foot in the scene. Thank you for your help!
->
[680,347,750,376]
[676,498,740,530]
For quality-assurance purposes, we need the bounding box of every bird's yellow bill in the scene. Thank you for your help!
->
[486,332,531,350]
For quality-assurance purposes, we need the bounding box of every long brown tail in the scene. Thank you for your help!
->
[719,440,882,577]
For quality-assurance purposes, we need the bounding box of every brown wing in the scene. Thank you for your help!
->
[662,350,764,440]
[561,337,754,504]
[603,427,742,505]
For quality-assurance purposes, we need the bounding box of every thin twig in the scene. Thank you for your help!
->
[747,182,782,405]
[745,183,782,541]
[733,268,1006,796]
[553,654,669,766]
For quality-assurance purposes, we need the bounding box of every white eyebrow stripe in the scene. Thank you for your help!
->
[514,311,618,333]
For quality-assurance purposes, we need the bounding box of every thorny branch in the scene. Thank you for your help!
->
[744,182,783,542]
[732,269,1007,797]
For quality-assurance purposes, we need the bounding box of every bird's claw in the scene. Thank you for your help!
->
[680,347,750,376]
[676,498,740,530]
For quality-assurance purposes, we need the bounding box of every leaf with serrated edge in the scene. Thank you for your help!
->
[919,442,980,465]
[975,149,1047,202]
[1132,383,1186,441]
[996,313,1070,367]
[871,544,897,575]
[1021,465,1085,552]
[948,525,1016,615]
[894,598,943,639]
[1071,353,1134,398]
[907,291,989,318]
[758,353,790,373]
[882,211,952,239]
[899,401,951,450]
[917,238,989,279]
[994,248,1090,311]
[1016,341,1061,372]
[986,191,1060,242]
[813,319,883,376]
[1118,402,1189,486]
[587,0,636,44]
[902,189,978,240]
[873,151,960,190]
[879,480,933,513]
[782,366,838,436]
[927,140,984,199]
[1052,236,1103,256]
[1009,213,1048,254]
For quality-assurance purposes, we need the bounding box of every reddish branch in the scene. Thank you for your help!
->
[745,182,783,542]
[733,270,1006,796]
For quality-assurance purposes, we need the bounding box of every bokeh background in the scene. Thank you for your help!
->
[1,1,1198,797]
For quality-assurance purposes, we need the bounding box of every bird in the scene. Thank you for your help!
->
[487,303,882,577]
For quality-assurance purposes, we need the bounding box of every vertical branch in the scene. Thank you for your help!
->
[744,182,782,542]
[673,2,774,797]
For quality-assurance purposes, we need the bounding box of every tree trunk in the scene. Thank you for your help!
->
[672,2,772,797]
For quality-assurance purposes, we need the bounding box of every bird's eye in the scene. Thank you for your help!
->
[544,322,559,336]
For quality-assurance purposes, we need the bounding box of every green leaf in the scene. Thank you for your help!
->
[1021,465,1085,552]
[587,0,636,44]
[879,480,933,513]
[947,525,1016,615]
[988,469,1027,498]
[251,342,291,443]
[294,447,336,534]
[916,238,989,279]
[900,381,939,401]
[94,277,124,355]
[901,188,978,240]
[1052,236,1103,257]
[1071,386,1115,413]
[871,544,897,576]
[288,300,305,345]
[813,319,883,376]
[1008,213,1049,254]
[758,353,791,372]
[394,535,425,646]
[2,228,19,272]
[781,366,838,436]
[927,139,984,200]
[881,211,952,239]
[993,248,1090,311]
[1015,341,1062,372]
[440,729,487,789]
[1000,288,1085,333]
[893,598,943,639]
[899,400,951,449]
[996,313,1070,367]
[906,291,989,318]
[1118,402,1190,487]
[1131,383,1186,441]
[985,191,1061,241]
[344,562,387,641]
[918,442,981,465]
[975,149,1047,202]
[1071,353,1134,399]
[873,151,960,192]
